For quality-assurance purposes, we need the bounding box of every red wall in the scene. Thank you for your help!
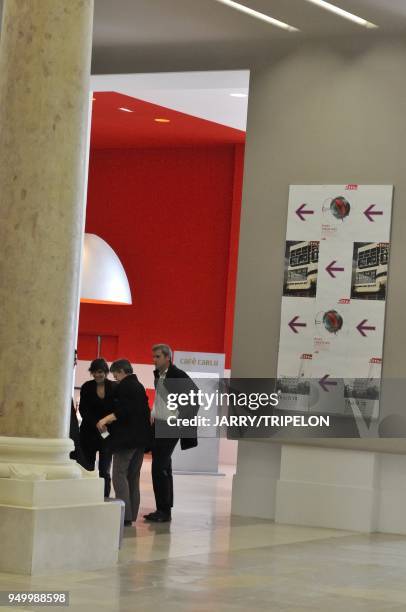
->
[78,144,244,369]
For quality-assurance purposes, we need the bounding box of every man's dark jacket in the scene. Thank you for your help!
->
[153,363,198,450]
[108,374,152,452]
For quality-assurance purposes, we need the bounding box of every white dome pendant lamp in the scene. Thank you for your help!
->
[80,233,132,305]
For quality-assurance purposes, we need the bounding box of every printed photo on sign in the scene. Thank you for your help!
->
[276,352,312,413]
[344,362,381,420]
[350,242,389,301]
[283,240,319,298]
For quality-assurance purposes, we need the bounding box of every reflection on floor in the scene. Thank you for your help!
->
[2,460,406,611]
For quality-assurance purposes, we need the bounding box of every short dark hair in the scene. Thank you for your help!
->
[89,358,109,374]
[110,359,133,374]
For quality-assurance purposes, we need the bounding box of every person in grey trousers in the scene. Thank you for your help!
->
[97,359,152,526]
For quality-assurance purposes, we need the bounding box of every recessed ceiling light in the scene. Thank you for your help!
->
[303,0,378,29]
[118,107,134,113]
[213,0,299,32]
[230,93,248,98]
[154,118,171,123]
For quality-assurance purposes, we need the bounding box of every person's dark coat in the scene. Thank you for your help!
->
[70,399,89,469]
[69,399,81,458]
[153,363,198,450]
[79,379,117,451]
[108,373,152,452]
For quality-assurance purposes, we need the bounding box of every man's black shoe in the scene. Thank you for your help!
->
[144,511,171,523]
[124,520,133,526]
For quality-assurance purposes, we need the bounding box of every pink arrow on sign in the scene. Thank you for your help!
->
[356,319,376,337]
[295,203,314,221]
[319,374,337,392]
[326,260,344,278]
[364,204,383,222]
[288,316,307,334]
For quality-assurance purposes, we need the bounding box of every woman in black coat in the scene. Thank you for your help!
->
[79,358,117,497]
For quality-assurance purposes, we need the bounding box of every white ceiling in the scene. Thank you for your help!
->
[91,70,250,130]
[88,0,406,124]
[91,0,406,71]
[1,0,406,73]
[93,0,406,46]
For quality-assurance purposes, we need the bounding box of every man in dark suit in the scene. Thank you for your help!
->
[144,344,198,523]
[96,359,152,526]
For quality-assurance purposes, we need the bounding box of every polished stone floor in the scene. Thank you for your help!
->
[2,460,406,611]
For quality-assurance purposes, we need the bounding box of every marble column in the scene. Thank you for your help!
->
[0,0,121,574]
[0,0,92,439]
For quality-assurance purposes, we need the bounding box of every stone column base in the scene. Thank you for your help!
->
[0,437,121,574]
[375,453,406,535]
[0,497,121,575]
[275,445,378,532]
[0,436,82,480]
[231,441,281,519]
[231,441,406,534]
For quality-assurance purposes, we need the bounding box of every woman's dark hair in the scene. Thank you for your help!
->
[89,358,109,374]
